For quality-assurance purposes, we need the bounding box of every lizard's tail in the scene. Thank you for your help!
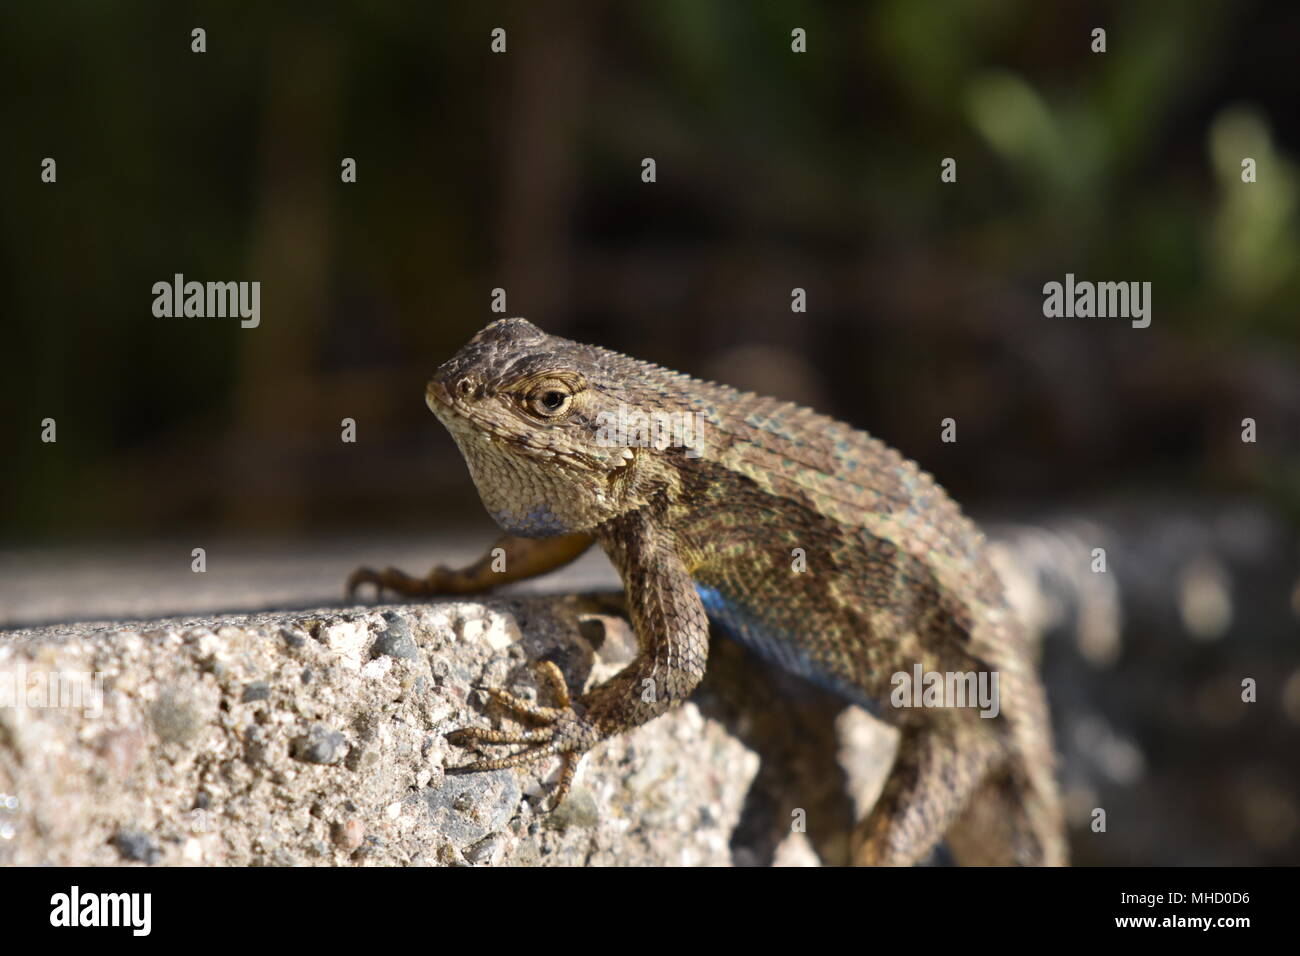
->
[949,678,1069,866]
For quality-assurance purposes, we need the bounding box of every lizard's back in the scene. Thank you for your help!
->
[607,356,1066,864]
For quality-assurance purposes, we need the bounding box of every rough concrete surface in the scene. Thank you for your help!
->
[0,590,895,867]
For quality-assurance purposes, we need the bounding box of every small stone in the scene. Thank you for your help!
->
[546,791,600,830]
[424,771,521,847]
[464,833,506,865]
[201,658,229,680]
[321,621,369,671]
[372,613,420,661]
[461,612,521,651]
[331,818,365,852]
[113,829,162,865]
[291,725,347,765]
[182,838,204,863]
[150,691,202,745]
[240,681,271,703]
[361,657,392,679]
[243,727,270,766]
[440,844,472,867]
[344,746,379,772]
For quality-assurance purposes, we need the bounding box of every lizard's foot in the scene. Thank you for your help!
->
[447,661,595,809]
[346,532,596,603]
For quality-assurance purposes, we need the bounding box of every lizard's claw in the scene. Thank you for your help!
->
[345,565,440,601]
[447,661,593,810]
[345,566,395,601]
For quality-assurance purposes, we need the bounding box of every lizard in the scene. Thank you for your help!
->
[347,317,1068,866]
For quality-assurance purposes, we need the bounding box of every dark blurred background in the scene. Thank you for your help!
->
[2,1,1298,864]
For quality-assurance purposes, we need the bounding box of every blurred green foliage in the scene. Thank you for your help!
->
[1,0,1296,541]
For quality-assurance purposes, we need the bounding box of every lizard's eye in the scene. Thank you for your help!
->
[527,387,572,418]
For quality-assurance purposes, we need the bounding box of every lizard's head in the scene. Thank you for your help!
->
[426,317,691,535]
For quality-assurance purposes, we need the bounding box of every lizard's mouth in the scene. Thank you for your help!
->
[426,379,465,428]
[424,379,514,447]
[425,379,452,410]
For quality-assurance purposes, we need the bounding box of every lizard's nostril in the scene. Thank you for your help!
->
[456,378,474,398]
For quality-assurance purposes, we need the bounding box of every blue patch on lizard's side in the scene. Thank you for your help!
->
[490,504,569,537]
[694,583,878,711]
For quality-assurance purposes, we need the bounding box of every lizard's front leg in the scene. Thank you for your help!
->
[346,531,593,599]
[448,513,709,807]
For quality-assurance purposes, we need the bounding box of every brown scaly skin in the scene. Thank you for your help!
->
[348,317,1068,866]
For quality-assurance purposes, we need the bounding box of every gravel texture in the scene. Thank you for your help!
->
[0,593,894,866]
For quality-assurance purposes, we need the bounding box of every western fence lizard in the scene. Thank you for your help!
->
[348,317,1067,865]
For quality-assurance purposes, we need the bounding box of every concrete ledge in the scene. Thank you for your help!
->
[0,596,891,866]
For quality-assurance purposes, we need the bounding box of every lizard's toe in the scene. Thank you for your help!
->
[482,687,567,722]
[447,724,556,747]
[446,704,596,808]
[345,566,383,601]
